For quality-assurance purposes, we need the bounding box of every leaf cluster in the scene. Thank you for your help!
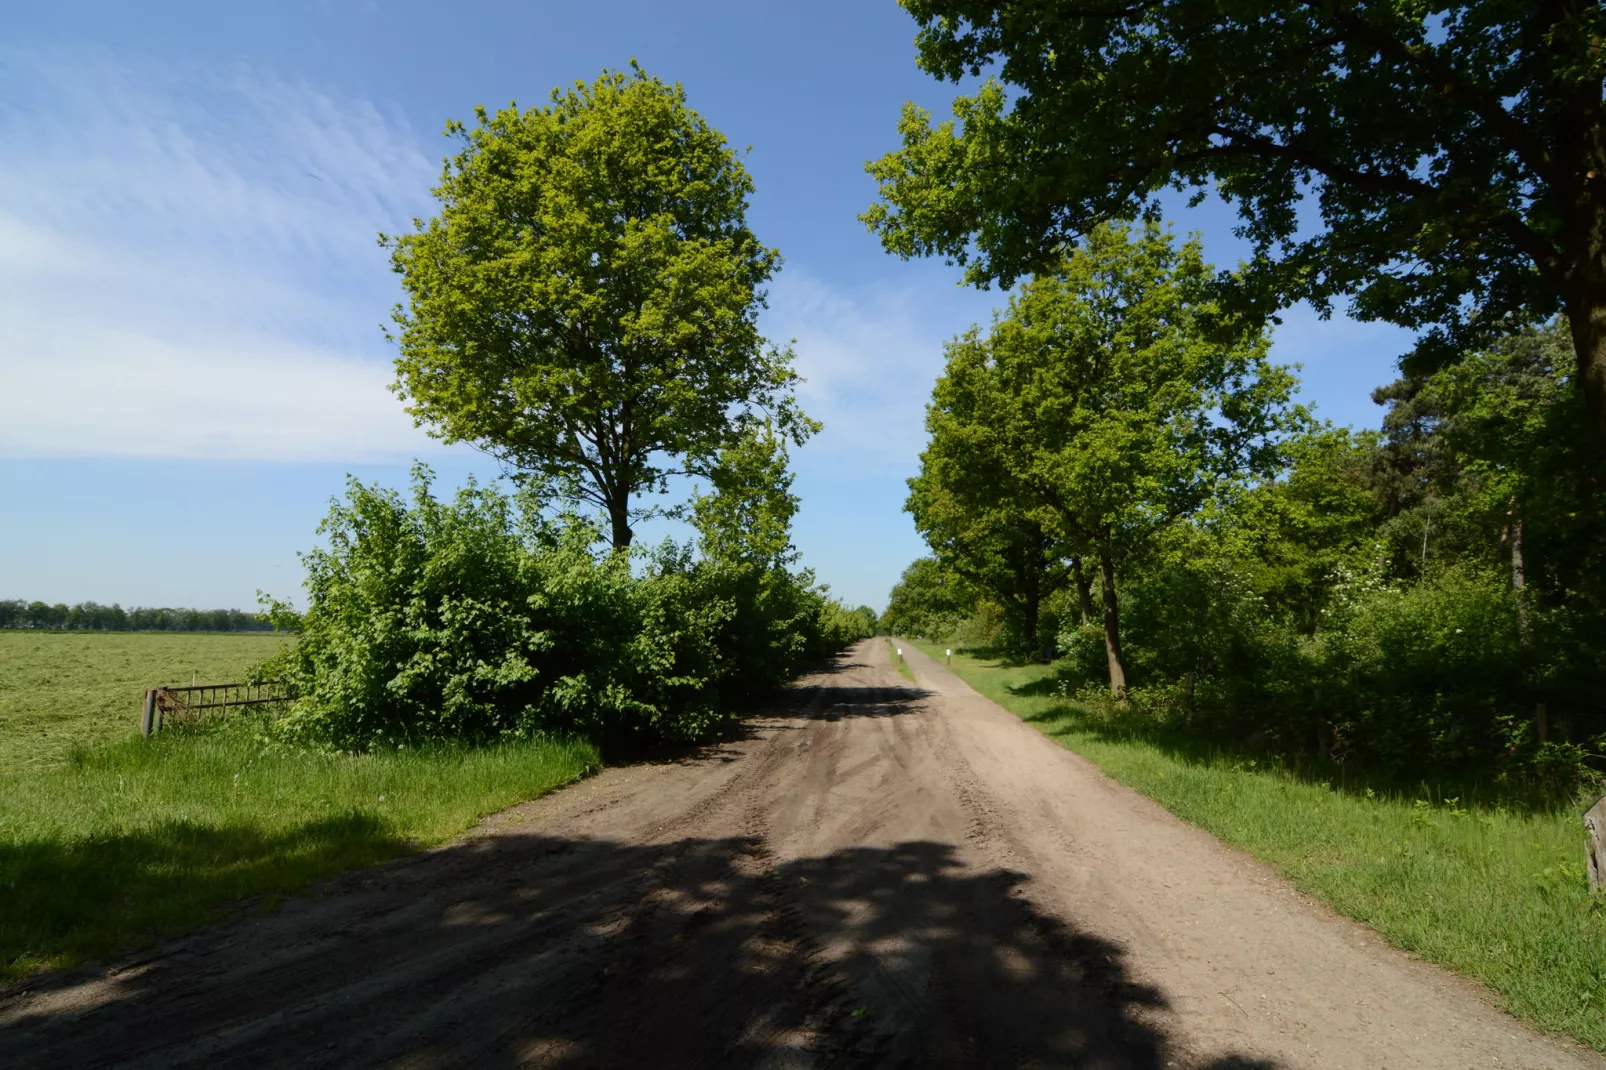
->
[868,0,1606,376]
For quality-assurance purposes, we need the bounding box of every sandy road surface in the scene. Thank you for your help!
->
[3,639,1599,1068]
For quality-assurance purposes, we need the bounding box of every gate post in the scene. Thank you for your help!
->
[140,688,158,737]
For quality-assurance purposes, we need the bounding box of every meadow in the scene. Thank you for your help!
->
[0,631,597,983]
[0,631,289,775]
[914,641,1606,1053]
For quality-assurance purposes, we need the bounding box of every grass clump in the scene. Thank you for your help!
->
[0,631,290,775]
[916,641,1606,1053]
[0,716,596,984]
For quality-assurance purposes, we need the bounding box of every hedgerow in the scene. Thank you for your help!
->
[261,466,867,749]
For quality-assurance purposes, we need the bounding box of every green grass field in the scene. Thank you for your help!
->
[0,631,291,775]
[911,640,1606,1053]
[0,631,598,983]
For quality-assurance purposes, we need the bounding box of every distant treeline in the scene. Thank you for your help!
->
[0,600,274,632]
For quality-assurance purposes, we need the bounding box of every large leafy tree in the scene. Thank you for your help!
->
[388,65,811,549]
[947,222,1300,693]
[909,351,1077,653]
[865,1,1606,447]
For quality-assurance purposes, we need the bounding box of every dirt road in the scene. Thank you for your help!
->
[3,640,1598,1068]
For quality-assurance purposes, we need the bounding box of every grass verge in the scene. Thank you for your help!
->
[911,641,1606,1053]
[0,718,597,984]
[885,638,916,683]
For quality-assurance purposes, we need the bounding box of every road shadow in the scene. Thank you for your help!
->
[808,684,931,723]
[1,829,1274,1069]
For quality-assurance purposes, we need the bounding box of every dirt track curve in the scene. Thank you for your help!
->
[3,639,1600,1069]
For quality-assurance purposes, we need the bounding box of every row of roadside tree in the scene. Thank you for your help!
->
[0,600,272,632]
[865,2,1606,790]
[883,223,1606,788]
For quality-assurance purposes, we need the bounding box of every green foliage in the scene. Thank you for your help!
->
[1056,324,1605,781]
[901,310,1606,785]
[386,64,812,547]
[907,346,1073,653]
[1318,565,1527,768]
[1215,427,1384,630]
[868,1,1606,443]
[262,465,856,750]
[916,221,1300,685]
[879,557,976,640]
[691,423,800,570]
[958,222,1299,548]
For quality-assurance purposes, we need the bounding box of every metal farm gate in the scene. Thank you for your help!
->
[139,681,290,736]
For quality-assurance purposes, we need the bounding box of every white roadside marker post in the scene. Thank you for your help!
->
[946,649,952,666]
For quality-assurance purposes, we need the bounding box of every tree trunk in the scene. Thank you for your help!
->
[1510,499,1528,637]
[1023,585,1041,659]
[608,497,633,550]
[1098,544,1127,698]
[1568,296,1606,451]
[1072,556,1095,624]
[1509,497,1546,742]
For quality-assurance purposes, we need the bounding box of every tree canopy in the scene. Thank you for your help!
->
[907,309,1077,653]
[880,556,977,639]
[925,221,1300,691]
[865,1,1606,446]
[387,64,812,548]
[691,423,801,570]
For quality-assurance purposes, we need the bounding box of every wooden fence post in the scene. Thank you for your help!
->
[140,688,158,737]
[1586,796,1606,893]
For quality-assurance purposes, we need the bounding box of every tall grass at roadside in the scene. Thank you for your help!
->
[911,640,1606,1053]
[0,717,597,983]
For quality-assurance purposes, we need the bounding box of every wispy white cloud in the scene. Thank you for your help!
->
[766,269,1002,466]
[0,48,443,460]
[0,48,995,469]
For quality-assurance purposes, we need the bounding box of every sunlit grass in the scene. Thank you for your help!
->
[914,641,1606,1052]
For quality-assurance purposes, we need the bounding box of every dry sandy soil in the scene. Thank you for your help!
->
[2,639,1600,1068]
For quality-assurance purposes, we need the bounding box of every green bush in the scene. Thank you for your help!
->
[1050,556,1605,784]
[1319,565,1527,770]
[263,466,865,749]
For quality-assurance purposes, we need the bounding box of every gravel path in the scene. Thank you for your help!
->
[2,639,1598,1068]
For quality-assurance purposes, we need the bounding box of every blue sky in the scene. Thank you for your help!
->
[0,0,1415,613]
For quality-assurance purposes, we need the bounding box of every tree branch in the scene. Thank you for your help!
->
[1180,128,1566,283]
[1314,3,1559,188]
